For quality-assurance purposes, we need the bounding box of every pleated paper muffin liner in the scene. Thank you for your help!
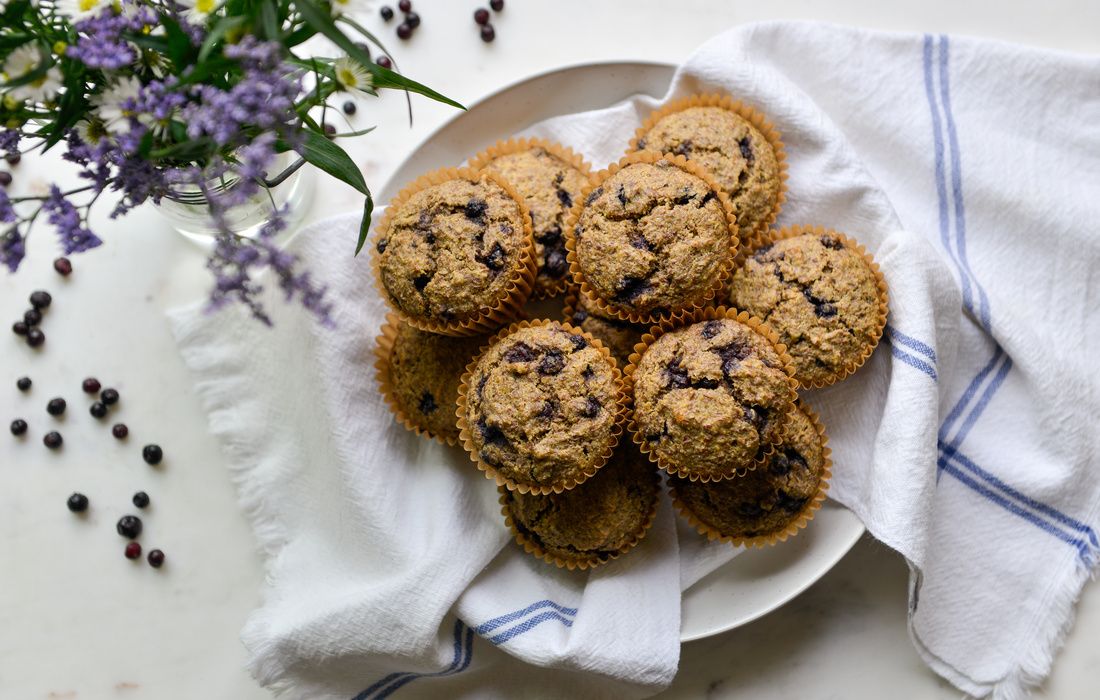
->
[468,137,595,301]
[669,398,832,548]
[374,312,469,447]
[732,224,889,389]
[497,459,661,570]
[563,151,740,326]
[455,318,627,495]
[628,92,789,248]
[371,166,538,337]
[623,305,799,482]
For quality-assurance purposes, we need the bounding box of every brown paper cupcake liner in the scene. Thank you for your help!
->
[468,137,596,301]
[736,224,890,389]
[455,318,628,495]
[627,92,789,246]
[668,398,833,548]
[563,151,740,326]
[497,463,661,570]
[373,313,463,447]
[371,166,538,337]
[623,305,799,482]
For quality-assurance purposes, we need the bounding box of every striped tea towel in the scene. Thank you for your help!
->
[170,20,1100,700]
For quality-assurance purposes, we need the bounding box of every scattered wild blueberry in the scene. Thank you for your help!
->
[480,24,495,42]
[4,152,18,165]
[397,0,411,12]
[342,101,356,115]
[147,549,165,568]
[46,398,66,416]
[405,11,420,28]
[117,515,143,539]
[125,542,142,560]
[53,257,72,276]
[100,388,119,405]
[67,493,89,513]
[397,22,412,40]
[26,328,45,347]
[29,290,52,309]
[380,5,394,21]
[89,402,107,419]
[132,491,150,509]
[0,171,11,187]
[376,55,393,69]
[324,123,336,138]
[354,41,372,59]
[474,7,489,24]
[142,444,163,465]
[82,377,101,394]
[24,308,42,326]
[490,0,504,10]
[12,320,28,336]
[16,376,31,391]
[43,431,62,449]
[112,423,129,439]
[10,419,27,436]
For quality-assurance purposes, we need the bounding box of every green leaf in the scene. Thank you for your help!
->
[295,129,368,195]
[0,34,31,50]
[260,0,280,41]
[295,0,464,110]
[162,17,195,67]
[355,189,374,256]
[198,16,246,63]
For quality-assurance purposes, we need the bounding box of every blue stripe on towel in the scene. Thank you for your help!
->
[354,619,473,700]
[474,599,578,635]
[884,337,938,381]
[885,325,937,363]
[486,610,575,645]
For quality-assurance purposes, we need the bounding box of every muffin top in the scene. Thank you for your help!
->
[573,159,732,320]
[382,320,486,443]
[376,173,530,326]
[636,105,780,237]
[673,401,826,540]
[729,232,884,387]
[502,445,658,567]
[479,146,589,297]
[463,322,620,492]
[564,288,646,369]
[631,316,793,480]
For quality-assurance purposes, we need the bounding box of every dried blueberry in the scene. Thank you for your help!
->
[396,22,412,40]
[672,140,692,156]
[43,431,62,449]
[100,388,119,405]
[715,342,751,376]
[571,310,588,325]
[89,402,107,419]
[132,491,150,509]
[53,257,72,276]
[29,290,52,309]
[664,358,690,390]
[613,276,650,304]
[617,185,628,205]
[16,376,31,391]
[82,377,101,394]
[581,396,601,418]
[503,342,537,363]
[477,242,506,271]
[417,391,437,414]
[776,492,810,513]
[67,493,89,513]
[585,187,603,206]
[412,274,431,292]
[738,137,753,163]
[474,7,490,24]
[567,333,587,351]
[376,238,388,254]
[112,423,129,439]
[46,398,66,416]
[537,349,565,376]
[700,190,717,206]
[142,444,163,465]
[24,308,42,326]
[490,0,503,9]
[820,235,844,250]
[26,328,45,347]
[376,55,393,69]
[692,377,720,390]
[701,320,723,340]
[147,549,165,568]
[556,188,573,208]
[10,419,27,436]
[476,418,509,447]
[342,101,357,116]
[405,12,420,28]
[12,321,27,336]
[117,515,143,539]
[543,250,567,278]
[480,24,495,42]
[380,5,394,21]
[464,198,487,221]
[398,0,411,11]
[537,399,558,420]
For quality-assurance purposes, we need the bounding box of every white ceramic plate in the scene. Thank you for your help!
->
[378,61,865,643]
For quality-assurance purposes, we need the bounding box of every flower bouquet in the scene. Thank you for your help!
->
[0,0,459,323]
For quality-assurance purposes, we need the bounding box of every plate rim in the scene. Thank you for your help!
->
[375,59,866,643]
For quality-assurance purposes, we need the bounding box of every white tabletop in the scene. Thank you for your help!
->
[3,2,1098,699]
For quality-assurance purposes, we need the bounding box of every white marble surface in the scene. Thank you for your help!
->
[2,2,1099,698]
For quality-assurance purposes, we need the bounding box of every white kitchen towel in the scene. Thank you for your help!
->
[170,20,1100,700]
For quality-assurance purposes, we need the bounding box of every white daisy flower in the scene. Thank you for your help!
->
[91,76,144,133]
[333,56,373,93]
[75,118,111,146]
[177,0,220,24]
[57,0,114,21]
[330,0,369,17]
[2,44,63,103]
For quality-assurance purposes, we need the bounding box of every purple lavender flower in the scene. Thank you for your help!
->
[1,229,25,273]
[0,130,19,157]
[0,188,15,223]
[42,186,103,255]
[67,3,156,70]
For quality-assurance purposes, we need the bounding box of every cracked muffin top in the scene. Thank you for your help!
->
[564,287,647,369]
[572,158,733,321]
[375,172,531,327]
[380,319,486,444]
[462,322,621,493]
[672,400,826,540]
[631,316,794,480]
[477,145,590,298]
[635,105,781,238]
[729,232,885,387]
[501,444,658,568]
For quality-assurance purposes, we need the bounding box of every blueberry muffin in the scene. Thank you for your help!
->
[671,400,829,544]
[373,168,535,335]
[632,95,784,239]
[563,287,646,368]
[459,321,623,493]
[500,445,659,569]
[471,140,592,298]
[629,312,795,481]
[375,315,486,444]
[569,154,736,322]
[729,228,887,387]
